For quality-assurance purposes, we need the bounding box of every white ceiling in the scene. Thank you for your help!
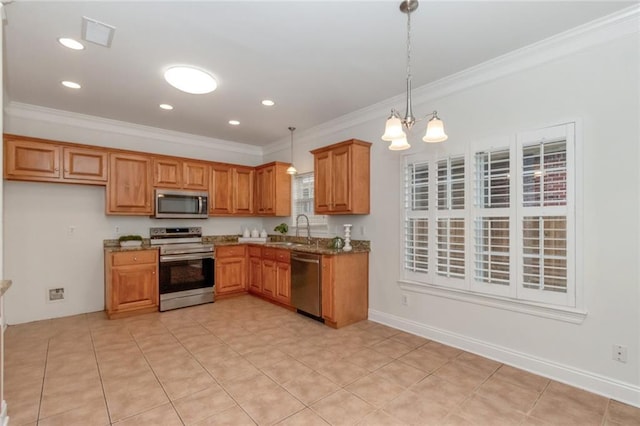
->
[3,1,634,146]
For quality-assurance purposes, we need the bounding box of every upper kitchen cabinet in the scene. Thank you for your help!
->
[209,164,254,216]
[153,157,209,191]
[255,162,291,216]
[106,153,153,215]
[4,134,107,185]
[311,139,371,215]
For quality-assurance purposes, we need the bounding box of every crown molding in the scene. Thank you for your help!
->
[4,101,262,156]
[263,4,639,154]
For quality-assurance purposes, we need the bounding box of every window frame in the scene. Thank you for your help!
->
[291,171,328,231]
[399,121,584,322]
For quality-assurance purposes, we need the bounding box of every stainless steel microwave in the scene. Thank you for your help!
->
[154,189,209,219]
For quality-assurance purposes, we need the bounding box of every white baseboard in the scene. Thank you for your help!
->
[368,308,640,408]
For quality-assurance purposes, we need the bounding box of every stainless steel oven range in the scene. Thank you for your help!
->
[150,227,214,311]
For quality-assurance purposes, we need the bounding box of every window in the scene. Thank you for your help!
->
[292,172,327,228]
[402,123,575,309]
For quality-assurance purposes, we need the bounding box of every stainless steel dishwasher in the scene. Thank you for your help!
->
[291,251,322,319]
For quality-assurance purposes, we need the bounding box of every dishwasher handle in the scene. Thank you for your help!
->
[291,254,320,264]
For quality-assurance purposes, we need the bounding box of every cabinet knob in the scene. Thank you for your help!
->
[152,271,156,275]
[54,167,59,172]
[133,257,137,261]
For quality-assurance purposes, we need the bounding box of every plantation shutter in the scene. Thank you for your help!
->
[404,161,429,273]
[436,156,465,281]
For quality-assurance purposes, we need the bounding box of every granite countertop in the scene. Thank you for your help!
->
[214,237,370,255]
[103,235,370,255]
[0,280,12,297]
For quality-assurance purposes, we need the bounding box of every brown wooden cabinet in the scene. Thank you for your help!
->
[107,153,153,215]
[209,164,254,216]
[321,252,369,328]
[105,249,159,319]
[248,246,291,305]
[153,157,209,191]
[215,245,247,297]
[247,246,263,293]
[255,162,291,216]
[4,135,107,184]
[311,139,371,215]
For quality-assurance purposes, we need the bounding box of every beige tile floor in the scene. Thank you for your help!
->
[4,295,640,426]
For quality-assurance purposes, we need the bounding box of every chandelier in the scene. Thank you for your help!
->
[381,0,448,151]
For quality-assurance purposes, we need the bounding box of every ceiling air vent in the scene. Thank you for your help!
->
[82,16,116,47]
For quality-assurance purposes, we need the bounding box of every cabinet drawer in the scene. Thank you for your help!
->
[248,246,262,257]
[262,247,276,260]
[111,250,157,266]
[216,245,246,258]
[275,249,290,263]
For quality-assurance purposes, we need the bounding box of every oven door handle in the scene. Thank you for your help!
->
[160,253,214,262]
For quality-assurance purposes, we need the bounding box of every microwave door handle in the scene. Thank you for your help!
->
[198,197,203,214]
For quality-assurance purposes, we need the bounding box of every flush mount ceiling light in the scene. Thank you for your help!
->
[228,120,240,126]
[82,16,116,48]
[286,127,297,175]
[381,0,448,151]
[164,66,217,95]
[58,37,84,50]
[261,99,275,107]
[61,80,81,89]
[159,103,174,110]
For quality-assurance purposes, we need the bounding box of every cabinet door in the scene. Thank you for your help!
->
[153,158,182,188]
[107,153,152,214]
[216,257,247,295]
[248,256,262,293]
[314,151,332,213]
[234,167,255,215]
[63,147,107,183]
[262,259,276,298]
[330,145,352,212]
[275,261,291,304]
[256,166,275,214]
[183,161,209,191]
[111,264,158,312]
[321,256,335,322]
[210,164,233,214]
[5,139,61,180]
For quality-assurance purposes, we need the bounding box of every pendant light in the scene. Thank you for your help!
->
[286,127,297,175]
[381,0,448,150]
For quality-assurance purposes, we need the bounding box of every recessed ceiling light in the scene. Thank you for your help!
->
[58,37,84,50]
[159,104,174,110]
[228,120,240,126]
[261,99,275,107]
[61,81,81,89]
[164,66,217,95]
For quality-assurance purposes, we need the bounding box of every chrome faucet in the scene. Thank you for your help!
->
[296,214,312,245]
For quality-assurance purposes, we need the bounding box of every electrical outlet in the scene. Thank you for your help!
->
[115,226,120,236]
[67,226,76,236]
[48,287,65,302]
[613,344,627,363]
[401,294,409,306]
[360,225,366,236]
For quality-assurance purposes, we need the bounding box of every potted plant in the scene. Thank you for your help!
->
[119,234,143,248]
[273,223,288,235]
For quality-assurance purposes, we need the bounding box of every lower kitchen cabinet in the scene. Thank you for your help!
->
[215,245,247,297]
[105,249,159,319]
[321,252,369,328]
[248,246,291,306]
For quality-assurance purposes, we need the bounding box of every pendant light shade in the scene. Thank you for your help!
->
[286,127,297,175]
[422,113,448,143]
[381,115,405,142]
[388,136,411,151]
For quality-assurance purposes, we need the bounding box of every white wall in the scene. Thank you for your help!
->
[263,25,640,404]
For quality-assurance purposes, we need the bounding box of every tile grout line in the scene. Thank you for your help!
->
[88,326,114,426]
[34,339,50,426]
